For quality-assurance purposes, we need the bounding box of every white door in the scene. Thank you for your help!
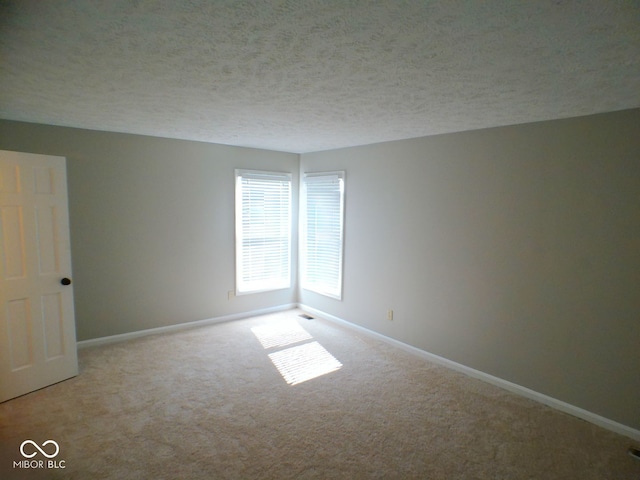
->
[0,150,78,403]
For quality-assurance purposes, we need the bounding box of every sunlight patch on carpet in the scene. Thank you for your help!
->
[267,341,343,385]
[251,320,314,349]
[251,317,343,385]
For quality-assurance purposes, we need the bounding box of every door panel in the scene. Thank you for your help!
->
[1,206,26,279]
[7,298,32,370]
[0,150,78,403]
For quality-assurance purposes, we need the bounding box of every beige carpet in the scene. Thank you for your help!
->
[1,309,638,479]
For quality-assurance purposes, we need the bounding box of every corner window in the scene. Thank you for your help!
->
[235,170,292,294]
[301,171,345,299]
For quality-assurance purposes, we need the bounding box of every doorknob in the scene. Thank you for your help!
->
[60,278,72,286]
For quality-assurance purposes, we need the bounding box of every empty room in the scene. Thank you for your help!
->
[1,1,639,478]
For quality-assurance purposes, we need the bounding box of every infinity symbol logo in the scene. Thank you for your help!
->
[20,440,60,459]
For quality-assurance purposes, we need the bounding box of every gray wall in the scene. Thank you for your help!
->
[2,109,638,431]
[0,120,299,341]
[300,109,640,430]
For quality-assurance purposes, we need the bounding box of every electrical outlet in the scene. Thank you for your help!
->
[228,290,235,300]
[387,309,393,321]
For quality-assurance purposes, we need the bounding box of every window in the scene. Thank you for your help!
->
[235,170,292,294]
[301,171,345,299]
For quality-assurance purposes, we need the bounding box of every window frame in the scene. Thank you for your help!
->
[300,171,346,300]
[235,169,292,295]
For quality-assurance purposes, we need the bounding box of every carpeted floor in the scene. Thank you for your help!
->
[1,309,638,479]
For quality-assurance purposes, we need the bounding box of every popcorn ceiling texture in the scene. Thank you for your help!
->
[1,0,639,153]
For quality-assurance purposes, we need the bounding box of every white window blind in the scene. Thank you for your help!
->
[235,170,291,294]
[302,172,345,299]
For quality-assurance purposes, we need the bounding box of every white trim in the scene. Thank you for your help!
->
[235,169,292,181]
[303,171,343,181]
[298,303,640,442]
[76,304,296,349]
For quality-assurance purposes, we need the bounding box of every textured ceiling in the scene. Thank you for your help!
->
[1,0,639,153]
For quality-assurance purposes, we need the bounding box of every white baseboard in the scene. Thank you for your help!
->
[76,303,296,349]
[298,303,640,442]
